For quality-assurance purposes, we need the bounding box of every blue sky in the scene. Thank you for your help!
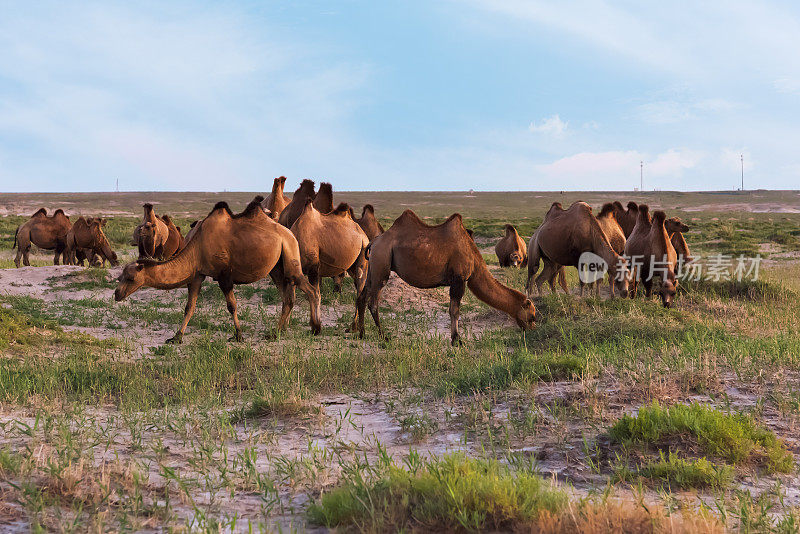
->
[1,1,799,192]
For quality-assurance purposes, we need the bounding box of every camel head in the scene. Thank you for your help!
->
[660,277,678,308]
[665,217,689,234]
[610,257,631,298]
[114,262,147,301]
[508,251,524,268]
[139,222,157,257]
[89,220,118,266]
[515,297,537,330]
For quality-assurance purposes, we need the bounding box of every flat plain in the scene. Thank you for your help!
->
[1,189,800,532]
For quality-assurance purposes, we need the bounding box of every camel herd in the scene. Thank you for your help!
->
[10,180,691,345]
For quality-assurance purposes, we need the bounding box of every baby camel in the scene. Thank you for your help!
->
[114,196,321,344]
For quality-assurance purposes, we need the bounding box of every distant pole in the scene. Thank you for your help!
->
[116,178,119,193]
[640,161,643,191]
[740,154,744,191]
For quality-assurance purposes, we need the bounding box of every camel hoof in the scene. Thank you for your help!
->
[229,333,244,342]
[165,336,182,345]
[451,337,463,347]
[265,331,280,340]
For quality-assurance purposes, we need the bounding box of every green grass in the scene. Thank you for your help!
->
[308,453,567,532]
[615,451,734,489]
[610,402,794,473]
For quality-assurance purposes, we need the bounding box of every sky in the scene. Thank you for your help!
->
[1,1,799,192]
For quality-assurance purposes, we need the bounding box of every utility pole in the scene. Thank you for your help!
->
[116,178,119,193]
[640,161,643,191]
[740,154,744,191]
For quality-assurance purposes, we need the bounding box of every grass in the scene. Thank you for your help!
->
[615,451,734,489]
[308,453,568,531]
[610,402,794,474]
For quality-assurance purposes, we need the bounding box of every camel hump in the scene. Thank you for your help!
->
[277,175,287,184]
[53,208,65,216]
[652,210,667,224]
[627,201,639,211]
[239,196,266,217]
[298,179,316,194]
[504,223,516,235]
[613,201,625,211]
[638,203,650,215]
[161,214,172,224]
[210,201,234,217]
[598,203,615,218]
[32,208,47,217]
[318,182,332,193]
[362,204,375,215]
[331,202,350,216]
[571,201,592,213]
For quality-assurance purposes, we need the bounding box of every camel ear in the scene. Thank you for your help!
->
[524,298,533,307]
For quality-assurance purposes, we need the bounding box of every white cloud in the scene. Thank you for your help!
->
[535,149,702,183]
[774,77,800,94]
[529,114,568,138]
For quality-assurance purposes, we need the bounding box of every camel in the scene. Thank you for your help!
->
[64,217,119,267]
[279,179,317,229]
[184,220,201,244]
[262,176,291,219]
[13,208,72,267]
[356,210,537,345]
[133,214,183,260]
[312,182,334,214]
[666,217,692,270]
[114,196,321,343]
[526,202,630,298]
[291,201,370,325]
[495,224,527,268]
[569,203,627,296]
[135,204,172,259]
[624,205,678,307]
[350,205,385,241]
[614,201,639,237]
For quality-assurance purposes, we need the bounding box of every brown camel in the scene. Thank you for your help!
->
[160,215,185,258]
[114,196,321,343]
[262,176,291,219]
[291,201,370,325]
[356,210,537,345]
[350,205,385,241]
[614,201,639,237]
[65,217,119,267]
[571,202,627,296]
[135,204,171,259]
[279,179,317,228]
[624,206,678,308]
[495,224,527,268]
[13,208,72,267]
[666,217,692,270]
[312,182,334,214]
[526,202,630,298]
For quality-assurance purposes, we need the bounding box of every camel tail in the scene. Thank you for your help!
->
[13,226,19,249]
[364,242,372,261]
[525,242,541,295]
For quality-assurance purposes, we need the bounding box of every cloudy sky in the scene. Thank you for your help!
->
[1,1,799,191]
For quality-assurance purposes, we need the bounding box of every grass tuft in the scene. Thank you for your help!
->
[610,402,794,473]
[615,451,733,489]
[308,453,567,532]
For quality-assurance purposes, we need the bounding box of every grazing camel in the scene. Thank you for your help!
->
[312,182,334,214]
[279,179,317,229]
[350,205,385,241]
[495,224,527,267]
[526,202,630,298]
[570,203,627,296]
[65,217,119,267]
[614,201,639,237]
[136,204,171,259]
[624,205,678,307]
[159,215,185,259]
[262,176,291,219]
[291,201,370,325]
[356,210,537,345]
[666,217,692,270]
[114,196,321,343]
[14,208,72,267]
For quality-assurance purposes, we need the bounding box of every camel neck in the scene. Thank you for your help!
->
[467,261,524,317]
[592,228,623,274]
[142,241,199,289]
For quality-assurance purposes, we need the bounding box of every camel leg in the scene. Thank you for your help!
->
[331,273,344,293]
[53,248,61,266]
[219,278,243,342]
[270,268,295,334]
[166,275,204,344]
[14,246,25,268]
[356,263,389,340]
[449,279,465,346]
[346,251,368,332]
[294,274,321,335]
[643,279,653,299]
[537,260,559,295]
